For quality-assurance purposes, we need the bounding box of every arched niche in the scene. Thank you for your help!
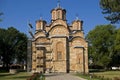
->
[49,25,69,37]
[55,42,64,60]
[71,37,87,47]
[35,37,49,43]
[35,31,46,39]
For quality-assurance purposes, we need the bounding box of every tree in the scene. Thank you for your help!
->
[0,27,27,68]
[14,32,28,64]
[111,28,120,66]
[100,0,120,23]
[86,24,117,69]
[115,28,120,52]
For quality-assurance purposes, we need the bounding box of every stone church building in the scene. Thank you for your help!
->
[31,4,88,73]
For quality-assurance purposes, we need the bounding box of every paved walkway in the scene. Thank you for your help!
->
[45,73,87,80]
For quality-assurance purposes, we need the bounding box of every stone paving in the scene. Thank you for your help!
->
[45,73,87,80]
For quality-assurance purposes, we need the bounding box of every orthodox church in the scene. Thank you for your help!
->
[31,2,88,73]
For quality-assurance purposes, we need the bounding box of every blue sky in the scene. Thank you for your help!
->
[0,0,112,36]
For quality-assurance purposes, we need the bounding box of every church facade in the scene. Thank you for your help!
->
[31,4,88,73]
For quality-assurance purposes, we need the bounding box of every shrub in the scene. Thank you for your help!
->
[27,72,45,80]
[114,77,120,80]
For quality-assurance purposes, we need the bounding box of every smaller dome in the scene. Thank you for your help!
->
[35,18,47,31]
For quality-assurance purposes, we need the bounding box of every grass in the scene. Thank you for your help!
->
[1,70,120,80]
[93,71,120,80]
[76,71,120,80]
[0,72,32,80]
[76,73,100,80]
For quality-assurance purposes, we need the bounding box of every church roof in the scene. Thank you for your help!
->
[51,7,66,13]
[35,19,47,23]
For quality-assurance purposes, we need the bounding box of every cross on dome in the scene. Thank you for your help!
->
[57,0,61,8]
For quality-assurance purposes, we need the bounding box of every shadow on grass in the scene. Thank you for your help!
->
[0,73,14,77]
[89,69,105,73]
[13,75,30,79]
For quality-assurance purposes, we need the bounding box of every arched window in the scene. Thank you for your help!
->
[77,22,79,30]
[57,51,62,60]
[57,11,60,19]
[56,42,64,60]
[78,58,80,64]
[77,54,80,64]
[52,12,55,20]
[62,11,66,20]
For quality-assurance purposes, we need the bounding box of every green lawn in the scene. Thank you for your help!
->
[76,73,100,80]
[77,71,120,80]
[93,71,120,80]
[1,71,120,80]
[0,72,32,80]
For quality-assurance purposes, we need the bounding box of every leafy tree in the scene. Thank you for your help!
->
[0,27,27,68]
[86,24,117,69]
[14,32,28,64]
[115,28,120,51]
[100,0,120,23]
[111,28,120,66]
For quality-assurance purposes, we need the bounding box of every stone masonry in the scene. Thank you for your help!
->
[31,4,88,73]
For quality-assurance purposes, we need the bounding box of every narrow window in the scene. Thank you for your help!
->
[57,51,62,60]
[57,11,60,19]
[56,42,64,60]
[53,12,55,19]
[79,58,80,64]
